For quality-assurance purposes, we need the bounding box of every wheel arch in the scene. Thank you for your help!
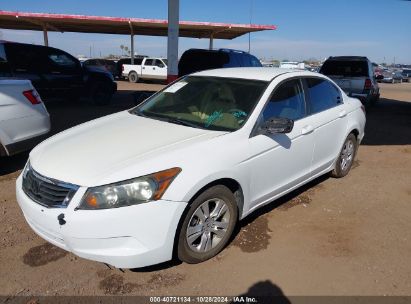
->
[171,177,244,260]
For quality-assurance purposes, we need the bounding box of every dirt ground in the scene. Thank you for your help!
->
[0,80,410,298]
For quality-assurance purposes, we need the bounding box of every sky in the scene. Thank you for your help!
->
[0,0,410,64]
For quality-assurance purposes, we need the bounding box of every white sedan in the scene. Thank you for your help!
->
[16,68,365,268]
[0,79,50,156]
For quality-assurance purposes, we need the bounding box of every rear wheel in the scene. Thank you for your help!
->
[177,185,238,264]
[331,133,357,178]
[128,71,139,83]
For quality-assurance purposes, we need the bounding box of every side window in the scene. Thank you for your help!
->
[5,44,46,72]
[0,44,11,76]
[46,49,79,73]
[0,45,6,62]
[155,59,165,68]
[144,59,154,66]
[250,55,262,67]
[262,79,306,121]
[306,77,342,114]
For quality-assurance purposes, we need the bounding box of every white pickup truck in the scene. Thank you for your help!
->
[122,58,168,83]
[0,79,50,156]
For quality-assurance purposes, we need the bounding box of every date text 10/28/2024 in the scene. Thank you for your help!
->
[149,296,258,303]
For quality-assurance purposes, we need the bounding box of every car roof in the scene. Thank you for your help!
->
[191,67,318,81]
[326,56,369,61]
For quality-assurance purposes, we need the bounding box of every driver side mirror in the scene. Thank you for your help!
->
[259,117,294,135]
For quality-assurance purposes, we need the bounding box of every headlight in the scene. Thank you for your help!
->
[23,160,31,178]
[77,167,181,210]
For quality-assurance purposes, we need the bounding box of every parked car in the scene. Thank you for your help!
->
[320,56,380,105]
[401,69,411,83]
[0,41,117,105]
[374,68,385,82]
[82,59,117,77]
[0,79,50,156]
[116,56,147,79]
[123,57,168,83]
[178,48,262,77]
[381,71,404,83]
[16,68,365,268]
[279,61,305,69]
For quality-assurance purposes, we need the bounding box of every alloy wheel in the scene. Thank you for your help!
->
[186,198,230,253]
[340,139,355,172]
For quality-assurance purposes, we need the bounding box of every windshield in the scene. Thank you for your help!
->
[132,76,268,132]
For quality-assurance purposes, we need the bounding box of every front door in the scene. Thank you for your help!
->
[247,78,315,211]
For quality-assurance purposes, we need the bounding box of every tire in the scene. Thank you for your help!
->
[90,81,113,105]
[128,71,139,83]
[177,185,238,264]
[331,133,357,178]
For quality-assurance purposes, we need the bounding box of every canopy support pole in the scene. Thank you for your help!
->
[43,25,48,46]
[167,0,179,83]
[129,21,134,64]
[209,33,214,50]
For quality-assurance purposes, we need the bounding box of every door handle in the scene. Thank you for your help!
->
[142,67,145,69]
[338,110,347,118]
[301,125,314,135]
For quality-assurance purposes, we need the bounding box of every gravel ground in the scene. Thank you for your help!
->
[0,81,410,298]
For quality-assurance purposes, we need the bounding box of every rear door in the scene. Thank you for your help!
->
[304,77,348,175]
[43,48,83,96]
[141,58,155,79]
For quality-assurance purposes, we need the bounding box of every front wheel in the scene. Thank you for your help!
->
[177,185,238,264]
[331,134,357,178]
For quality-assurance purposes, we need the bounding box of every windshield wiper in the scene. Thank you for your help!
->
[133,111,203,129]
[165,118,204,129]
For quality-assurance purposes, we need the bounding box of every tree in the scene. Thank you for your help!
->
[120,45,124,56]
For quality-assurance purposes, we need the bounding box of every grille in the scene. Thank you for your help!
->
[22,166,79,208]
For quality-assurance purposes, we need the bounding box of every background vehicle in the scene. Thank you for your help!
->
[381,71,404,83]
[320,56,380,104]
[178,48,262,77]
[116,56,147,79]
[279,61,305,69]
[0,79,50,156]
[401,69,411,83]
[82,59,117,77]
[16,68,365,268]
[0,41,117,105]
[123,57,168,83]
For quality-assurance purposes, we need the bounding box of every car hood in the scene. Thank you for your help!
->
[30,111,224,186]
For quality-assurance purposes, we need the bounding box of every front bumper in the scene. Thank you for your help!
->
[16,175,187,268]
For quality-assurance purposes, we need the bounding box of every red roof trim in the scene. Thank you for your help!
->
[0,10,277,30]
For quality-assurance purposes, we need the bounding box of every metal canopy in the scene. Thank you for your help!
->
[0,10,276,39]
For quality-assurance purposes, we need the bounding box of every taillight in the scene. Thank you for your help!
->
[23,89,42,105]
[364,79,372,90]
